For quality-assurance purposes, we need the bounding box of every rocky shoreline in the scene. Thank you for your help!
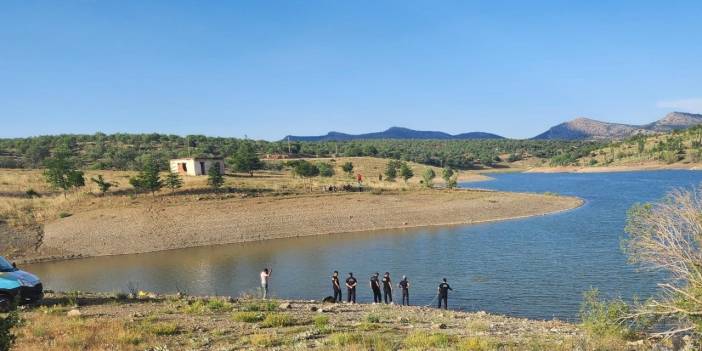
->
[8,291,674,350]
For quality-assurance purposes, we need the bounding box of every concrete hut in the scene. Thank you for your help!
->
[169,157,225,176]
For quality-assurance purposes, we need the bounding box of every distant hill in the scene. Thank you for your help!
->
[645,112,702,132]
[533,112,702,140]
[284,127,504,141]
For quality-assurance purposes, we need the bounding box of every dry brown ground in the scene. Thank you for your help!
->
[0,158,491,260]
[34,190,582,262]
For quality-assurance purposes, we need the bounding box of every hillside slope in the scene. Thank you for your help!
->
[538,124,702,170]
[534,112,702,140]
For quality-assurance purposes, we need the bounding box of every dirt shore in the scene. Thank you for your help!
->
[32,190,582,262]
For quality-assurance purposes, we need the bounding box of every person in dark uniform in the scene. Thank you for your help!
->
[382,272,393,304]
[332,271,342,303]
[370,273,382,304]
[437,278,452,309]
[398,275,410,306]
[345,272,358,304]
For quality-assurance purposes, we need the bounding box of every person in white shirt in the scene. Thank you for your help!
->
[260,268,272,299]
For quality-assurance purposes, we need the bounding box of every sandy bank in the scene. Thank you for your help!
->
[36,190,582,261]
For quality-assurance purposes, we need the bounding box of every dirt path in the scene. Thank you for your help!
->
[34,190,582,262]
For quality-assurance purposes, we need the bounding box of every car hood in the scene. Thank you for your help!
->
[0,270,41,286]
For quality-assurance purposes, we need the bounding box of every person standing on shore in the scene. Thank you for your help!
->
[370,273,382,304]
[260,268,272,299]
[399,275,410,306]
[332,271,342,303]
[437,278,452,309]
[345,272,358,304]
[382,272,393,304]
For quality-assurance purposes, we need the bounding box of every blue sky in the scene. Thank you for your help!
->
[1,1,701,140]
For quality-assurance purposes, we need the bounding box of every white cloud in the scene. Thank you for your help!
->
[656,98,702,113]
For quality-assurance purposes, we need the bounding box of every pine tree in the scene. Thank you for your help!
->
[130,160,162,196]
[163,172,183,194]
[207,165,224,190]
[399,162,414,183]
[43,153,85,197]
[90,175,117,195]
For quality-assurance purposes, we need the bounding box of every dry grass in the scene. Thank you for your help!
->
[14,313,153,351]
[0,157,490,230]
[10,293,668,351]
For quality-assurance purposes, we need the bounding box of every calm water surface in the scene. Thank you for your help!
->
[26,171,702,320]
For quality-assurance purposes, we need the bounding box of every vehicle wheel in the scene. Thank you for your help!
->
[0,295,11,313]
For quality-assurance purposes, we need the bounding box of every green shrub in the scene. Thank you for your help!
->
[145,322,178,336]
[316,162,335,177]
[243,300,278,312]
[329,332,394,350]
[205,299,233,312]
[25,188,40,198]
[403,331,453,348]
[329,332,362,346]
[249,333,278,347]
[457,336,499,351]
[260,313,295,328]
[232,311,265,323]
[579,288,634,339]
[365,314,380,323]
[313,315,329,329]
[182,300,208,314]
[183,299,233,314]
[0,312,19,351]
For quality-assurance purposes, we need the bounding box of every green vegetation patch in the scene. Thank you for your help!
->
[232,311,266,323]
[260,313,296,328]
[242,300,279,312]
[403,331,455,349]
[144,322,179,336]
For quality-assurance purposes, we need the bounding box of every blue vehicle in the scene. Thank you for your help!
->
[0,256,43,311]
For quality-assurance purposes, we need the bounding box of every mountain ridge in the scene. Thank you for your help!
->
[284,126,505,141]
[283,112,702,141]
[533,112,702,140]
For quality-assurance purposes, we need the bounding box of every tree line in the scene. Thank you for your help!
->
[0,133,603,171]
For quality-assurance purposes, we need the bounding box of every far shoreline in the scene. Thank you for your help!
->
[20,190,583,264]
[524,163,702,174]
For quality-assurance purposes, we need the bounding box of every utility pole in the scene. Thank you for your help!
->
[287,136,291,154]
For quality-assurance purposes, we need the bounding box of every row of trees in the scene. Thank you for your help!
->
[382,160,456,188]
[41,152,226,197]
[0,132,604,171]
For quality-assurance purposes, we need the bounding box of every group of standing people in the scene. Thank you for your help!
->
[332,271,452,309]
[260,267,453,309]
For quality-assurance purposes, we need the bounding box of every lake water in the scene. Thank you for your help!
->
[25,171,702,320]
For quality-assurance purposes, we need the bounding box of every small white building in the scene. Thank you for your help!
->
[169,157,225,176]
